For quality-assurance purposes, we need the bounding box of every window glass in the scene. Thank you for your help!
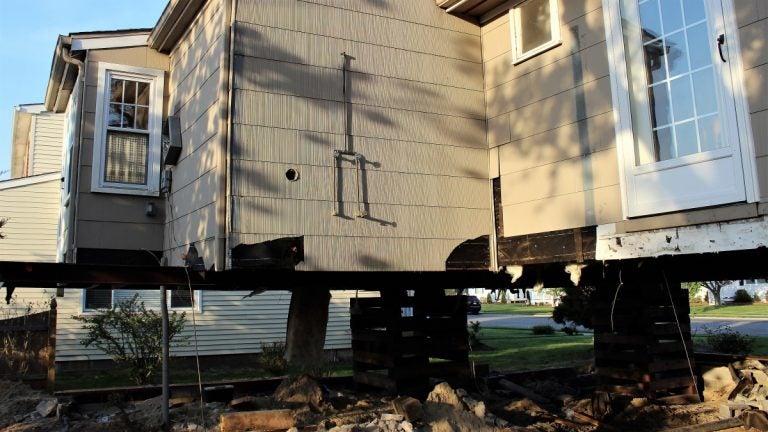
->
[85,289,111,310]
[511,0,560,63]
[104,131,149,184]
[170,288,194,309]
[519,0,551,53]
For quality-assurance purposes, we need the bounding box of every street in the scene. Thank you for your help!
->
[470,313,768,337]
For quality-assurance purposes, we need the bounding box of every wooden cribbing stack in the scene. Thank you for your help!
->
[350,289,470,395]
[593,285,700,402]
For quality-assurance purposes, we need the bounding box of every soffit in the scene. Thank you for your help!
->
[437,0,511,22]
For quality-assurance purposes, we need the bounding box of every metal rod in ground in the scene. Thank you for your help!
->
[161,284,170,432]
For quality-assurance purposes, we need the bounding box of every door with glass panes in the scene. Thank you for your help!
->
[616,0,748,216]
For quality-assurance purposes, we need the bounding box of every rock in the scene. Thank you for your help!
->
[399,420,414,432]
[36,398,58,417]
[128,395,164,431]
[169,396,196,407]
[274,374,324,408]
[380,413,404,422]
[733,359,766,371]
[426,382,463,410]
[393,396,423,422]
[356,399,374,409]
[702,366,738,401]
[288,428,299,432]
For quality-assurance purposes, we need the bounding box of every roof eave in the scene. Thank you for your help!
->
[148,0,207,54]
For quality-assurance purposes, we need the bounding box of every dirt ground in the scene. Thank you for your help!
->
[0,370,760,432]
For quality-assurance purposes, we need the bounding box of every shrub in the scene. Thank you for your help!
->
[501,290,508,304]
[486,293,493,304]
[259,341,287,375]
[702,325,754,355]
[733,289,753,304]
[468,320,482,348]
[531,325,556,335]
[73,294,188,385]
[753,292,762,303]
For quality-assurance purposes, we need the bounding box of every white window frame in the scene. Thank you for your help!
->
[91,62,164,196]
[81,289,115,312]
[168,288,202,312]
[601,0,760,218]
[81,288,202,313]
[510,0,562,64]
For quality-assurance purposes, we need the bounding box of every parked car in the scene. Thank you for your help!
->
[467,295,481,314]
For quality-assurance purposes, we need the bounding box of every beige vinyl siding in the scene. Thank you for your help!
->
[483,1,622,236]
[164,0,227,268]
[735,1,768,201]
[0,175,60,316]
[231,0,489,271]
[74,46,169,252]
[55,289,374,361]
[28,113,64,175]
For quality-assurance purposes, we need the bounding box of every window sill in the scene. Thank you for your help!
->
[91,185,160,197]
[512,40,562,65]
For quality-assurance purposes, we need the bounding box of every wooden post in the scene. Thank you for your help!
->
[46,300,57,392]
[284,288,331,372]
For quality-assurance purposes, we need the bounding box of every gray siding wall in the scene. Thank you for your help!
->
[735,0,768,201]
[73,46,169,252]
[231,0,490,271]
[483,0,622,237]
[164,0,228,268]
[29,112,64,175]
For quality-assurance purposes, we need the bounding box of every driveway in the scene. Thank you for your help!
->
[470,313,768,337]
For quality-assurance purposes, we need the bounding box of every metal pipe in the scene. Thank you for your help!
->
[160,283,169,432]
[331,151,339,216]
[61,46,86,262]
[354,153,366,217]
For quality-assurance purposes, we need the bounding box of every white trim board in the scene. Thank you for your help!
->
[0,172,61,190]
[596,216,768,260]
[71,34,149,51]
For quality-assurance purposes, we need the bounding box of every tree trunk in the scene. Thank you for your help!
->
[284,288,331,372]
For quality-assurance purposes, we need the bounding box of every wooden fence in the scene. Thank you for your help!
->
[0,303,57,390]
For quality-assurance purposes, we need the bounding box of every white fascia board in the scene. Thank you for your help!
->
[71,34,148,51]
[596,216,768,261]
[0,172,61,190]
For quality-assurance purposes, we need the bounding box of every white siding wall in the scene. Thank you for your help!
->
[28,113,64,176]
[55,289,374,361]
[0,174,61,316]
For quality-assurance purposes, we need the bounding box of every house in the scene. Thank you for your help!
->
[0,104,63,315]
[3,0,766,382]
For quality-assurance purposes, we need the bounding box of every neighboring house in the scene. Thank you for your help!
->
[0,104,64,316]
[5,0,767,369]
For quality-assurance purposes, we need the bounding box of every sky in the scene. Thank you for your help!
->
[0,0,169,180]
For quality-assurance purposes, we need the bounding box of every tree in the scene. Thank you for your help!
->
[552,285,597,329]
[701,281,729,305]
[683,282,702,302]
[73,294,188,385]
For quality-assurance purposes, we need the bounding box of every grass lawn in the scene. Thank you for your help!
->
[469,327,593,372]
[689,302,768,318]
[480,303,554,316]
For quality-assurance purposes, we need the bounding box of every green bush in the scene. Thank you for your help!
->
[73,294,188,385]
[733,289,754,304]
[259,341,287,375]
[468,320,482,348]
[486,293,492,304]
[703,325,754,355]
[531,325,556,335]
[753,292,762,303]
[501,290,507,304]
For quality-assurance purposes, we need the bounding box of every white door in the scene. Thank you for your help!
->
[616,0,748,216]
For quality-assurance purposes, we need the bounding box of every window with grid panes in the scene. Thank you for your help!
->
[92,63,164,195]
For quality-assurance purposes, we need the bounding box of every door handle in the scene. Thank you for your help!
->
[717,34,727,62]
